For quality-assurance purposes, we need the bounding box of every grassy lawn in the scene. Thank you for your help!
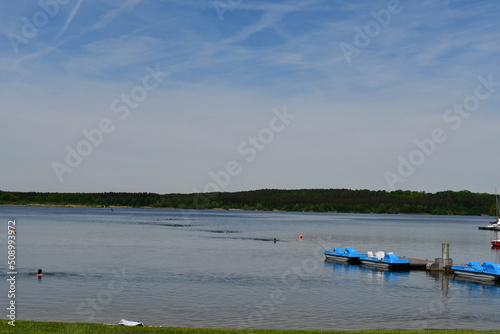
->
[0,321,497,334]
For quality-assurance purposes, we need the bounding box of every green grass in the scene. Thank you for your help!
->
[0,321,497,334]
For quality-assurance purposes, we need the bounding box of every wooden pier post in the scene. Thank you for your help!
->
[429,242,453,272]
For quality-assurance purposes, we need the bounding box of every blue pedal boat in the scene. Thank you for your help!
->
[359,251,410,271]
[324,247,362,264]
[451,261,500,283]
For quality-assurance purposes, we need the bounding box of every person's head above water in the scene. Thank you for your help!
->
[37,269,43,276]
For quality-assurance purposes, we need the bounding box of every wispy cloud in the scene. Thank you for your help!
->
[221,0,327,45]
[56,0,84,39]
[89,0,145,31]
[12,45,58,71]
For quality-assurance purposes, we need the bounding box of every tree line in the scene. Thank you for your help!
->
[0,189,497,216]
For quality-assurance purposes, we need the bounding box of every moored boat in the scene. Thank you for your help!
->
[324,247,362,264]
[478,217,500,230]
[490,231,500,247]
[451,261,500,283]
[478,193,500,230]
[359,251,410,271]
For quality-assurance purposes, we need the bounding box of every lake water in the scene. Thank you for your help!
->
[1,206,500,330]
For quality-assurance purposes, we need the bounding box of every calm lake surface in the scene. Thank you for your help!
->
[1,206,500,330]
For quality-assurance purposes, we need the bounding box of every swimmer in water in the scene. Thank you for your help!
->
[36,269,44,277]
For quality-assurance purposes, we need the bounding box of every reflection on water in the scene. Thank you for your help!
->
[325,260,410,277]
[1,206,500,329]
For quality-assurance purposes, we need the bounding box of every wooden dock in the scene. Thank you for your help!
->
[401,257,434,270]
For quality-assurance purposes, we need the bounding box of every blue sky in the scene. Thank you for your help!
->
[1,0,500,194]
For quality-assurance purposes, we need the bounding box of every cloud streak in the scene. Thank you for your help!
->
[56,0,84,39]
[221,0,327,45]
[89,0,145,31]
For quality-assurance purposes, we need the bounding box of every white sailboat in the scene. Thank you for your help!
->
[479,190,500,230]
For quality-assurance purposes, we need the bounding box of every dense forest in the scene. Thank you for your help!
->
[0,189,497,216]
